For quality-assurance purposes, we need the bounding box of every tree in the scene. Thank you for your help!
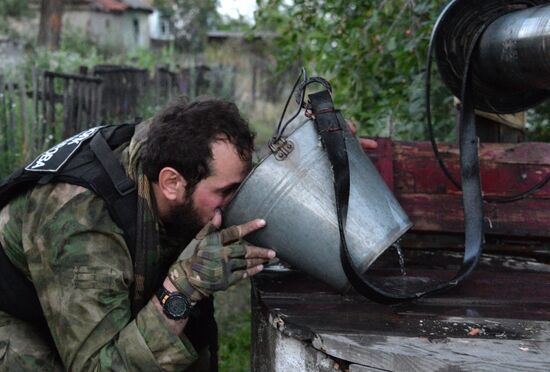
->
[37,0,64,50]
[255,0,453,140]
[154,0,220,53]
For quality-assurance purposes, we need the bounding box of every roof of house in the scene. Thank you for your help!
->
[29,0,153,14]
[208,30,278,40]
[87,0,153,13]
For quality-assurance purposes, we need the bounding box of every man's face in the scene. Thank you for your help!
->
[165,140,250,238]
[191,140,251,225]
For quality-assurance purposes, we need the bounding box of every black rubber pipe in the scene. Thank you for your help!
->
[475,4,550,92]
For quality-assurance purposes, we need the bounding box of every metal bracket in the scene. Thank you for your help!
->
[269,138,294,161]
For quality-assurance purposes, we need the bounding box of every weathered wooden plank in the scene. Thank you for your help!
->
[81,81,89,131]
[75,80,83,133]
[385,141,550,198]
[313,333,549,372]
[0,74,6,152]
[30,68,38,155]
[349,364,389,372]
[43,70,101,83]
[365,140,550,197]
[392,141,550,166]
[86,82,93,129]
[6,79,16,150]
[96,83,103,123]
[363,139,550,238]
[62,78,71,138]
[366,138,394,191]
[90,81,97,125]
[251,294,350,372]
[397,193,550,238]
[18,72,29,157]
[253,252,550,372]
[41,73,48,148]
[47,74,56,138]
[255,264,550,333]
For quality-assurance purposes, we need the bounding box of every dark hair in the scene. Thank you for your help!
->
[142,96,255,191]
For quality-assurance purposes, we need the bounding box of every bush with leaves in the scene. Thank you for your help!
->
[255,0,469,141]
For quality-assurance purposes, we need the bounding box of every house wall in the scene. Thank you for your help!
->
[0,38,24,71]
[149,10,174,41]
[63,10,150,51]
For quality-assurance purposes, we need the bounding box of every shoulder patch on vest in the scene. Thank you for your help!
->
[25,126,104,172]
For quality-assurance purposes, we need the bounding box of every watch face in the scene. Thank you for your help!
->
[165,293,190,320]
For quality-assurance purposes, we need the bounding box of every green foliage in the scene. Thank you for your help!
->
[153,0,220,52]
[255,0,455,140]
[215,279,252,372]
[0,0,29,19]
[218,310,251,371]
[0,0,30,36]
[125,45,177,70]
[527,102,550,142]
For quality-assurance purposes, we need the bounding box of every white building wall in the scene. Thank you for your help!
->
[63,10,150,51]
[149,10,174,41]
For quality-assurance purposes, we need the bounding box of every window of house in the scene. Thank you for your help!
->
[133,18,140,42]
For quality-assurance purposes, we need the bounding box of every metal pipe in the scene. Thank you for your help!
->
[475,4,550,92]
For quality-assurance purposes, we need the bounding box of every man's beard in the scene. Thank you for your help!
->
[163,196,205,243]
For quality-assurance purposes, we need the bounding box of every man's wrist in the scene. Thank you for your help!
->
[163,278,198,306]
[156,287,191,320]
[163,278,180,293]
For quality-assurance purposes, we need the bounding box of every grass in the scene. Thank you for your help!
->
[214,279,252,371]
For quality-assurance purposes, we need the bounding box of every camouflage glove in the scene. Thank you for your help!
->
[168,222,249,303]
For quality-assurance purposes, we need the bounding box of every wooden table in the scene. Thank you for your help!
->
[251,251,550,371]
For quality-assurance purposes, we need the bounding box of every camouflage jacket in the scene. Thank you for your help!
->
[0,142,198,370]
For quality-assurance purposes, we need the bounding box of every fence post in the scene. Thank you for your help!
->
[62,77,71,138]
[0,74,6,154]
[18,72,29,159]
[30,68,39,155]
[48,74,56,139]
[96,81,103,124]
[6,79,16,151]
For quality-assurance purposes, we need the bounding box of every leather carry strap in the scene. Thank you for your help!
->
[308,85,483,302]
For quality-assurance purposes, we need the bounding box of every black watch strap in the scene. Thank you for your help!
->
[156,286,191,320]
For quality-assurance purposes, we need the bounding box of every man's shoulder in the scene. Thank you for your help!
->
[27,182,122,234]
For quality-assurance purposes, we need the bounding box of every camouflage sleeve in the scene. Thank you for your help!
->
[15,183,197,371]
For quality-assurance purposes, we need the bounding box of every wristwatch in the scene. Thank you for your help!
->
[156,286,191,320]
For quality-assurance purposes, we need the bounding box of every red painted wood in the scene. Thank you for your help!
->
[365,138,394,191]
[363,139,550,238]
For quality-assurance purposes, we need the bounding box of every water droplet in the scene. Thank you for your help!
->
[392,240,406,276]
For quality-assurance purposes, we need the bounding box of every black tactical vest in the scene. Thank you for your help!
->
[0,124,138,321]
[0,124,218,361]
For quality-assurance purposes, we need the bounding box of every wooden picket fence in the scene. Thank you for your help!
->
[0,64,237,176]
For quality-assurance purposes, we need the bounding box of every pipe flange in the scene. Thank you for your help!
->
[434,0,549,113]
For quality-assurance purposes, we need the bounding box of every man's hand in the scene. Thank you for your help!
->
[346,119,378,151]
[167,210,275,303]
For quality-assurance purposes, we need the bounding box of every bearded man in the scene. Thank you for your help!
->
[0,97,275,371]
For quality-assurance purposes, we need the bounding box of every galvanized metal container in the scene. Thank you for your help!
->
[224,116,412,292]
